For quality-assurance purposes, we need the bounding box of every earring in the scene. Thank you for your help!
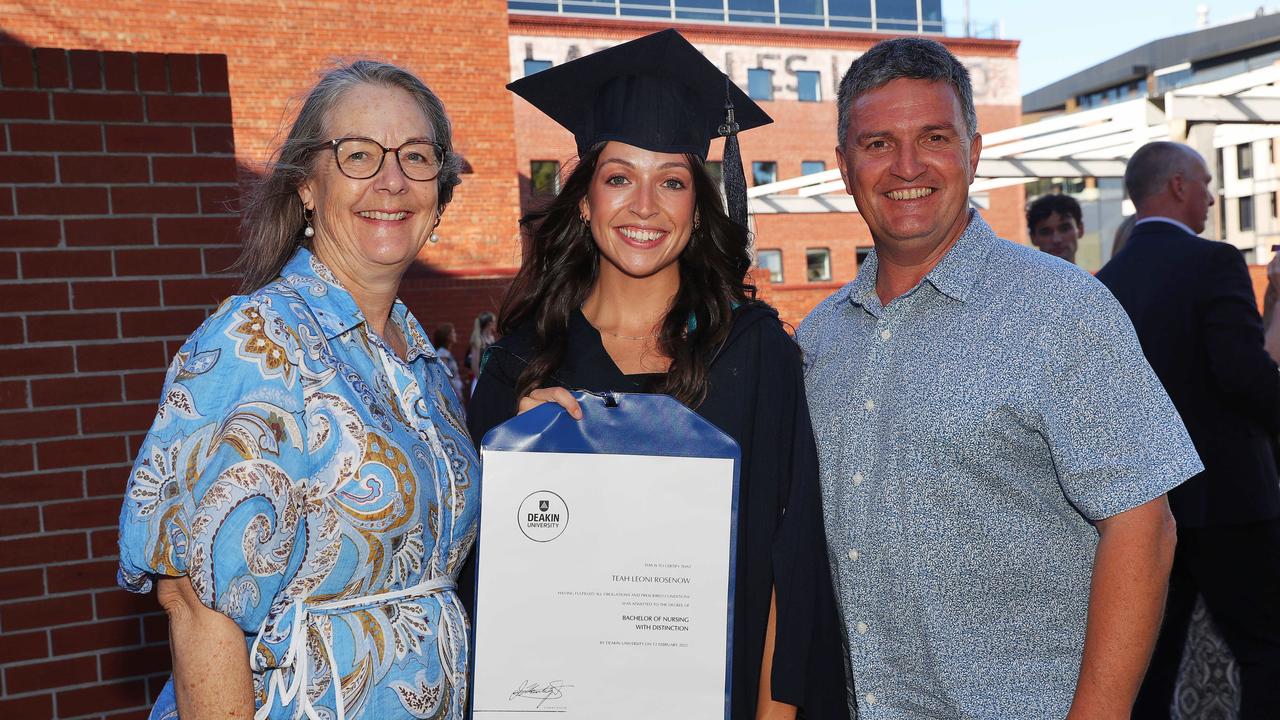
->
[303,207,315,239]
[580,214,590,226]
[693,211,701,231]
[429,215,441,244]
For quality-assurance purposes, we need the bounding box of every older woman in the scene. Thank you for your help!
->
[117,61,478,719]
[467,30,847,720]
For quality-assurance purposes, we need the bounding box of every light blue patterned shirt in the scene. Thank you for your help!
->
[118,248,478,719]
[797,211,1200,718]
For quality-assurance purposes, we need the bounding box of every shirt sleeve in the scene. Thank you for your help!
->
[1039,279,1203,520]
[116,297,309,632]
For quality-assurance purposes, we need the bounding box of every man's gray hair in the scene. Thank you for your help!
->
[1124,141,1202,207]
[836,37,978,146]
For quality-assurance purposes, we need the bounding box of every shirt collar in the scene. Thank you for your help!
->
[847,209,998,311]
[279,248,437,361]
[1134,216,1198,237]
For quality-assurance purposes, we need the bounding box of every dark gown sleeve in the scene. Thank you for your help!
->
[458,337,531,618]
[757,325,848,717]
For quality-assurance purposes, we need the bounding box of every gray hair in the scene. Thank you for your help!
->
[235,60,462,292]
[1124,141,1202,207]
[836,37,978,146]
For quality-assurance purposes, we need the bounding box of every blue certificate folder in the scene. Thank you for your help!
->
[473,391,741,719]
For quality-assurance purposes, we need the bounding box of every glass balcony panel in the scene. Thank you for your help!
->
[827,0,873,29]
[728,0,775,24]
[621,0,672,18]
[779,0,823,26]
[674,0,724,22]
[561,0,617,15]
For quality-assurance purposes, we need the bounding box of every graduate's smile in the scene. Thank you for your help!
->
[614,224,669,249]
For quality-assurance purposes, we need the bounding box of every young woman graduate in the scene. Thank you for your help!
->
[466,29,848,720]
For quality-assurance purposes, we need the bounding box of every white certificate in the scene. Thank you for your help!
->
[472,395,738,719]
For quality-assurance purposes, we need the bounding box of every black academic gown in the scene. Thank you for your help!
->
[464,303,848,720]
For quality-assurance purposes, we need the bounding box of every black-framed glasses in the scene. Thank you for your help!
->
[311,137,446,182]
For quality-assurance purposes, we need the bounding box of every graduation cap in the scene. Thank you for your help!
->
[507,28,772,227]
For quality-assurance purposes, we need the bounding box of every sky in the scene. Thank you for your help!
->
[946,0,1280,95]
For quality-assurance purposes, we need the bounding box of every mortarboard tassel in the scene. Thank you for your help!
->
[718,77,748,229]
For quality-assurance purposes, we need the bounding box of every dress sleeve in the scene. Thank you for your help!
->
[1040,280,1204,520]
[117,297,309,633]
[758,325,848,716]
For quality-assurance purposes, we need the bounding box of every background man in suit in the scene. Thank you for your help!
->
[1098,141,1280,719]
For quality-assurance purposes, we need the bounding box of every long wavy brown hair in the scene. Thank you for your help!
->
[499,143,757,407]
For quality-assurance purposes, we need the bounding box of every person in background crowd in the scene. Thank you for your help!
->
[433,322,465,403]
[467,310,496,397]
[1027,192,1084,264]
[1097,141,1280,719]
[116,61,479,719]
[800,37,1200,719]
[468,29,847,720]
[1111,213,1138,257]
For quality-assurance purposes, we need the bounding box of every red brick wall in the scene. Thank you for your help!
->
[0,47,240,719]
[2,1,521,277]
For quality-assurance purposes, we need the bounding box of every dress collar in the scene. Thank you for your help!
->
[847,210,997,312]
[278,248,436,361]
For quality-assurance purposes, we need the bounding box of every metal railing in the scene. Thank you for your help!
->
[508,0,947,34]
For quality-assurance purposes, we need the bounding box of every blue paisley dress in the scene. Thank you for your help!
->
[117,248,480,719]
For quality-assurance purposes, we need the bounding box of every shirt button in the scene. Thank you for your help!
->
[865,692,877,705]
[864,399,876,411]
[856,621,868,635]
[879,328,892,341]
[852,472,864,486]
[847,548,860,561]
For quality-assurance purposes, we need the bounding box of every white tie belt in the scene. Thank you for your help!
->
[250,574,461,720]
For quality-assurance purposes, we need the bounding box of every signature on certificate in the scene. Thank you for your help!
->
[509,679,574,708]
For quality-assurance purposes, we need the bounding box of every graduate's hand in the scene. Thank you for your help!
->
[518,387,583,420]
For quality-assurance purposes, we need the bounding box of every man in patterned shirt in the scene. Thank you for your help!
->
[798,38,1203,719]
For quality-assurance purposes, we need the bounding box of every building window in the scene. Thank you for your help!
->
[530,160,560,196]
[797,70,821,102]
[756,249,783,283]
[748,68,774,101]
[801,160,826,176]
[523,59,552,77]
[806,247,832,281]
[1272,191,1278,218]
[1238,144,1254,179]
[1239,195,1254,232]
[751,161,777,186]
